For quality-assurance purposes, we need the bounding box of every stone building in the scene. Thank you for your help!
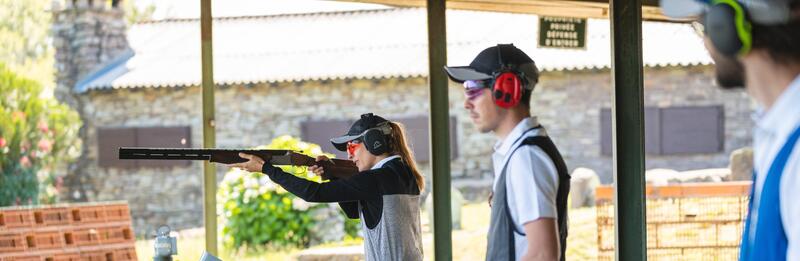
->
[52,1,754,234]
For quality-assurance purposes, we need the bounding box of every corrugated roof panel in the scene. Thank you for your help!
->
[78,8,711,92]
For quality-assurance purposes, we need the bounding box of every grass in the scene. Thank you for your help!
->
[135,203,599,260]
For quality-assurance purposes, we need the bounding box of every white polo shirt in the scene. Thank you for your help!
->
[492,117,559,260]
[751,74,800,260]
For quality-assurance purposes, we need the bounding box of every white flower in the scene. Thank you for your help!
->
[292,197,311,211]
[257,175,276,192]
[243,189,258,203]
[222,169,244,184]
[243,176,259,189]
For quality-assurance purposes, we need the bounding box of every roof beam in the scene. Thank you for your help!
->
[338,0,669,20]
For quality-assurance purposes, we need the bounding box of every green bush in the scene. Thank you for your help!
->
[218,135,361,249]
[0,64,81,206]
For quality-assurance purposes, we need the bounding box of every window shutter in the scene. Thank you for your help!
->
[97,128,137,168]
[601,106,724,155]
[660,105,724,154]
[97,126,191,168]
[393,116,459,163]
[601,107,664,155]
[135,127,192,167]
[301,119,354,160]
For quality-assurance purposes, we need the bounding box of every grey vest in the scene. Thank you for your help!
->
[361,194,423,261]
[486,135,569,261]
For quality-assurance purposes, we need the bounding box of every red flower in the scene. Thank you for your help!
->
[20,156,31,168]
[38,139,52,152]
[0,137,6,148]
[38,121,49,133]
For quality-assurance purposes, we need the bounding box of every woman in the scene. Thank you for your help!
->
[231,113,425,261]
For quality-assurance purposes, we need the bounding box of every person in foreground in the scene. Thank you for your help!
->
[661,0,800,260]
[445,44,570,261]
[230,113,424,261]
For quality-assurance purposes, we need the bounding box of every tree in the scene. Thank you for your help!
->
[0,0,54,89]
[123,0,157,24]
[0,63,81,206]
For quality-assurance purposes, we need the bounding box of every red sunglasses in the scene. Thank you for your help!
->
[347,140,362,157]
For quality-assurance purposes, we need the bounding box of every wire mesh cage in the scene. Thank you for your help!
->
[595,181,750,261]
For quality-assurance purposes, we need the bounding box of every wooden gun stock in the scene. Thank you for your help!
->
[118,147,358,180]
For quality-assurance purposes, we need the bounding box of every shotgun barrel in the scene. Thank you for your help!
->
[118,147,358,180]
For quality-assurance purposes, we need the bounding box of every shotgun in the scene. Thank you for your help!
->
[118,147,358,180]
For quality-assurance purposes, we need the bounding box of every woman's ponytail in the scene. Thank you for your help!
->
[387,121,425,191]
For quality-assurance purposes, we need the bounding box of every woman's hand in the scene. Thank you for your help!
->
[308,155,331,177]
[227,153,266,173]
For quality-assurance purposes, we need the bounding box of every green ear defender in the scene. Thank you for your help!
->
[706,0,753,56]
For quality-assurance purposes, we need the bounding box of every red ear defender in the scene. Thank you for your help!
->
[492,71,522,108]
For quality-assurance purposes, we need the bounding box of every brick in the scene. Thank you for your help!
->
[33,207,72,226]
[103,205,130,222]
[43,253,81,261]
[0,209,35,229]
[25,231,65,250]
[67,229,101,246]
[79,251,112,261]
[0,233,27,253]
[114,248,138,261]
[0,254,40,261]
[71,206,106,224]
[99,226,133,244]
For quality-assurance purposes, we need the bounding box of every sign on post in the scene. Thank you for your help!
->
[538,16,587,49]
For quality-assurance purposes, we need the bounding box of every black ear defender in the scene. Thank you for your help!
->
[705,0,752,57]
[359,113,392,155]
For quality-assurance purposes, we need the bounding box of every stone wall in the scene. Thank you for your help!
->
[535,67,754,183]
[71,66,754,233]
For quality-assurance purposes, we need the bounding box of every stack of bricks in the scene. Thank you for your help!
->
[595,181,751,260]
[0,201,137,261]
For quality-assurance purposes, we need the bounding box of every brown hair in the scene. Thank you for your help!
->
[387,121,425,191]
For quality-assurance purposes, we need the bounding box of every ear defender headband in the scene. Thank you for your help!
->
[491,45,527,109]
[359,114,392,155]
[706,0,752,57]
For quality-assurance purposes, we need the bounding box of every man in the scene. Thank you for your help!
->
[444,44,569,261]
[661,0,800,260]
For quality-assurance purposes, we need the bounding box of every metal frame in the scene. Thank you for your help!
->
[197,0,649,259]
[200,0,218,255]
[426,1,452,260]
[609,1,647,259]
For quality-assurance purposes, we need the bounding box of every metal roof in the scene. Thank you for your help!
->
[76,7,711,92]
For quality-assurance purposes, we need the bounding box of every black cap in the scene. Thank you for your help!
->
[443,44,539,88]
[330,113,390,151]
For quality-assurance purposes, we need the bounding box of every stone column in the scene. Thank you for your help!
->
[52,0,129,202]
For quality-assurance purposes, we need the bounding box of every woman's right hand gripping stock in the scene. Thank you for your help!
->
[308,155,331,177]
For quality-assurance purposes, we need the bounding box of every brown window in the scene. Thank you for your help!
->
[97,126,191,168]
[301,116,459,163]
[392,116,459,163]
[660,106,724,154]
[301,119,354,160]
[600,105,724,155]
